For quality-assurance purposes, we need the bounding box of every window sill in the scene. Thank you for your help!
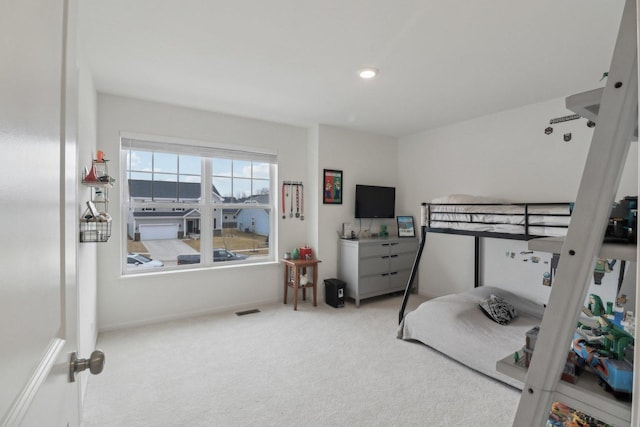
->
[121,258,279,278]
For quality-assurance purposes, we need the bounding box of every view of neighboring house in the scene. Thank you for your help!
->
[127,180,270,240]
[218,194,271,236]
[127,179,224,240]
[236,194,270,236]
[221,208,239,229]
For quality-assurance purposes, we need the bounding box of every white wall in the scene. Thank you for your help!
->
[96,94,309,330]
[95,92,636,329]
[314,124,398,283]
[397,96,638,304]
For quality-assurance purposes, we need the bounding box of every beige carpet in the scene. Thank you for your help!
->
[81,293,520,426]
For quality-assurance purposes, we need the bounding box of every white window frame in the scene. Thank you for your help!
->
[121,133,277,275]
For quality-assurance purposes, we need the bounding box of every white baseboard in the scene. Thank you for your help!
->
[98,296,282,332]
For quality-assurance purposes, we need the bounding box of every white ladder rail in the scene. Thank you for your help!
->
[512,0,638,425]
[633,4,640,425]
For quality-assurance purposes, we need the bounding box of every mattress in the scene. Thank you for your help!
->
[426,194,572,237]
[397,286,544,389]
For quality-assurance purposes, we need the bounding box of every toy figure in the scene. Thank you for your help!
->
[586,294,605,317]
[547,401,612,426]
[614,294,628,325]
[593,258,616,285]
[550,253,560,277]
[572,294,634,396]
[300,273,309,285]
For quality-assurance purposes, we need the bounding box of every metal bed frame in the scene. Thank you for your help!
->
[398,201,573,324]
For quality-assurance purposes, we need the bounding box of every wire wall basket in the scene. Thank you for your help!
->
[80,215,112,243]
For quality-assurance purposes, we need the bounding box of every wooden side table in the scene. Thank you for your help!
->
[282,258,321,310]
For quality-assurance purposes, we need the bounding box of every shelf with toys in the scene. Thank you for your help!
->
[495,238,636,426]
[80,150,115,242]
[528,236,636,263]
[496,229,637,425]
[497,296,634,426]
[497,351,631,426]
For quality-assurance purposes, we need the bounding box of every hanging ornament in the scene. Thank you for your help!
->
[300,184,304,221]
[289,183,294,218]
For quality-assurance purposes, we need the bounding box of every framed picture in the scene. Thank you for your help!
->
[323,169,342,204]
[397,216,415,237]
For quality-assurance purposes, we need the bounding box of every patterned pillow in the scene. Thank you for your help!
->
[479,294,518,325]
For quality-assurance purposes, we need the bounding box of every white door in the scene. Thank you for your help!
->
[1,1,83,426]
[140,223,179,240]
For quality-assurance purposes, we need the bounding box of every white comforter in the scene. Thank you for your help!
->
[427,194,571,236]
[397,286,544,389]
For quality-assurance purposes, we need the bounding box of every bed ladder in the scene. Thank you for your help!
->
[399,203,428,324]
[512,0,638,425]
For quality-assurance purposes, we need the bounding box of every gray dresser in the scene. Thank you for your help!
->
[338,237,418,307]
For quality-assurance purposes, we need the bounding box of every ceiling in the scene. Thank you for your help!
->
[78,0,624,138]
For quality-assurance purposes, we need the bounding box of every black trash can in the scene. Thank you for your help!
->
[324,278,345,308]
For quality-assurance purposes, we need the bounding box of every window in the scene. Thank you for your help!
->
[122,136,276,274]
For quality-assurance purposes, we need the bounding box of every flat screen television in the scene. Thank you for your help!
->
[355,185,396,218]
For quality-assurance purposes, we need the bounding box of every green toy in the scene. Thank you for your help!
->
[586,294,605,316]
[573,293,634,395]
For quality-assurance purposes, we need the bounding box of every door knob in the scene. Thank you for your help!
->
[69,350,105,382]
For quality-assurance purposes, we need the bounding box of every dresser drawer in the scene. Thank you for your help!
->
[359,242,391,258]
[359,274,390,294]
[390,240,418,254]
[360,256,390,275]
[389,252,415,272]
[389,269,411,290]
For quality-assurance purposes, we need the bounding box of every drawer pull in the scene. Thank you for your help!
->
[389,271,398,276]
[390,254,398,258]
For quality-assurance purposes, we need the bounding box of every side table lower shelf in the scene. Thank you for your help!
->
[282,258,321,311]
[496,354,631,426]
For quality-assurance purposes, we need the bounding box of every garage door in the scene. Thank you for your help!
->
[139,224,178,240]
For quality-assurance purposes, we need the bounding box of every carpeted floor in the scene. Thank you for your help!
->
[81,293,520,426]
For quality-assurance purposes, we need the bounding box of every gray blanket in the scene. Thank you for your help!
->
[398,286,544,389]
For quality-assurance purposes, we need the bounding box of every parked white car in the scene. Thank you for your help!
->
[127,253,164,269]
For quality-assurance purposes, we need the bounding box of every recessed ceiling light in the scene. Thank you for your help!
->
[359,68,378,79]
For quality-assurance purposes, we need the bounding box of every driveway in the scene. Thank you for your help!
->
[142,239,198,266]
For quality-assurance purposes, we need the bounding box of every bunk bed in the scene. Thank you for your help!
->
[397,195,573,388]
[425,194,572,238]
[417,195,573,292]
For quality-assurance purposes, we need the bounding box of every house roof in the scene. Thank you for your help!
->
[216,194,271,205]
[133,210,197,218]
[129,179,222,200]
[239,194,270,204]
